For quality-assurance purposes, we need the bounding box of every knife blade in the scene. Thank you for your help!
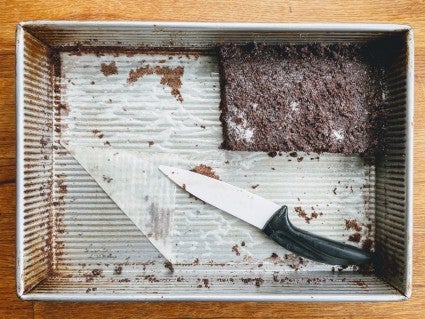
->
[159,165,373,266]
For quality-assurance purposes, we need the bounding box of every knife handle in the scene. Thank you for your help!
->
[262,206,373,266]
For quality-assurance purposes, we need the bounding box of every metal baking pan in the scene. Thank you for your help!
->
[16,21,414,301]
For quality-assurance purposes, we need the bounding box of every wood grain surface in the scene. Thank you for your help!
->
[1,0,424,318]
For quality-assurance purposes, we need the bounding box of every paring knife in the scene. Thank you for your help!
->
[159,165,373,266]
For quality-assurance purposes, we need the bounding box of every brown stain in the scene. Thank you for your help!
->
[100,61,118,76]
[190,164,219,180]
[232,244,240,256]
[127,65,184,102]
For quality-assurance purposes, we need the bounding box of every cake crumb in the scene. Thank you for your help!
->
[348,233,362,243]
[164,261,174,273]
[100,61,118,76]
[191,164,219,180]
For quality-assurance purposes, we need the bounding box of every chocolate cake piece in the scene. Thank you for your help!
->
[218,43,386,155]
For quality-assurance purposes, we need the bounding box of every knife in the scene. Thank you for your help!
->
[159,165,373,266]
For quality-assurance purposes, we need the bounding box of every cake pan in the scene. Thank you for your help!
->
[16,21,414,301]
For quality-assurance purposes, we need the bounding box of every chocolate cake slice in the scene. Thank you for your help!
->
[218,43,386,155]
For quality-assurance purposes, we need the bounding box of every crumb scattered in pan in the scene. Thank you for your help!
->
[284,254,305,270]
[202,278,210,288]
[241,241,246,247]
[294,206,318,223]
[114,265,122,275]
[164,261,174,272]
[104,141,111,146]
[86,287,97,293]
[200,125,206,129]
[91,81,95,85]
[127,65,184,102]
[362,238,374,252]
[100,61,118,76]
[289,152,297,158]
[297,156,304,162]
[332,187,337,195]
[176,276,184,282]
[268,151,277,158]
[118,278,131,283]
[251,184,259,189]
[144,275,159,282]
[232,244,240,256]
[147,140,154,147]
[271,252,278,258]
[348,233,362,243]
[241,278,264,287]
[190,164,219,180]
[353,279,369,289]
[92,269,102,276]
[193,258,200,264]
[345,219,363,232]
[92,129,104,139]
[84,269,103,282]
[102,175,113,183]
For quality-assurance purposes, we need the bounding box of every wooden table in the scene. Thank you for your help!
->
[1,1,424,318]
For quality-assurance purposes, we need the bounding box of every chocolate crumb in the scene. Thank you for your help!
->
[191,164,219,180]
[164,261,174,272]
[289,152,298,158]
[362,238,374,252]
[251,184,259,189]
[345,219,363,232]
[241,278,264,287]
[294,206,318,223]
[333,187,337,195]
[268,151,277,158]
[232,244,240,256]
[271,252,278,258]
[127,65,184,102]
[200,125,206,129]
[147,140,154,147]
[297,157,304,162]
[353,279,369,289]
[114,265,122,275]
[92,269,102,276]
[102,175,113,183]
[118,278,131,283]
[100,61,118,76]
[241,241,246,246]
[202,278,210,288]
[348,233,362,243]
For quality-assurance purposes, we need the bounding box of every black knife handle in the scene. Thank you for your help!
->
[262,206,373,266]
